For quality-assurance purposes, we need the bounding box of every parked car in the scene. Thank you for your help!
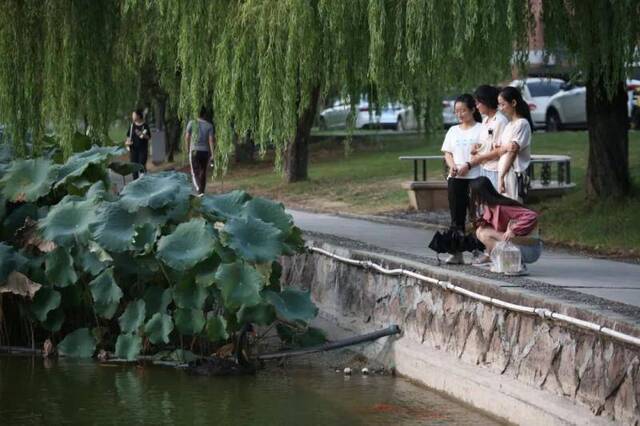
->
[442,96,458,128]
[509,78,565,129]
[318,98,417,131]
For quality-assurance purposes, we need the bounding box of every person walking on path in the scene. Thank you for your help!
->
[125,108,151,180]
[469,85,508,190]
[185,107,216,195]
[470,176,542,272]
[496,87,533,201]
[441,94,483,264]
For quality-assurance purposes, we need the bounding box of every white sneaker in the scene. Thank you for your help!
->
[472,253,492,265]
[445,253,464,265]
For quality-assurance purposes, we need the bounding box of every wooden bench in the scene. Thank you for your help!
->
[399,154,576,211]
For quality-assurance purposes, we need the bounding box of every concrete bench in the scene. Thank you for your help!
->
[399,154,576,211]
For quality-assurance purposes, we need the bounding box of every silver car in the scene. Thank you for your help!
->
[318,98,417,131]
[510,78,565,129]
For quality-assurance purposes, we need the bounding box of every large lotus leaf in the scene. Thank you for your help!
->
[31,287,61,322]
[0,158,57,202]
[42,308,65,332]
[0,243,27,282]
[58,328,96,358]
[63,163,110,195]
[144,312,174,344]
[283,226,305,255]
[0,271,42,299]
[45,247,78,288]
[143,287,172,317]
[86,181,114,203]
[206,313,229,342]
[108,160,144,177]
[242,197,293,233]
[269,261,283,290]
[95,302,119,320]
[173,280,208,310]
[55,145,124,188]
[156,218,217,271]
[199,190,251,221]
[132,223,158,254]
[75,246,110,277]
[89,268,123,306]
[263,289,318,323]
[118,300,146,333]
[214,261,263,310]
[193,255,221,288]
[39,196,96,246]
[115,333,142,360]
[236,303,276,326]
[223,216,284,263]
[174,308,205,335]
[89,202,138,252]
[119,171,191,212]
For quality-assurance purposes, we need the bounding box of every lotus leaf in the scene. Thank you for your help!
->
[283,226,305,254]
[156,218,217,271]
[0,195,5,222]
[0,243,27,282]
[89,268,123,306]
[173,280,208,310]
[58,328,96,358]
[205,313,229,342]
[144,312,174,344]
[174,308,205,335]
[39,196,96,246]
[1,202,40,241]
[263,289,318,323]
[193,255,220,287]
[0,158,57,202]
[31,287,61,322]
[199,190,251,221]
[214,261,263,309]
[143,287,172,317]
[75,246,109,277]
[223,216,284,263]
[236,303,276,326]
[42,308,65,332]
[89,202,138,252]
[55,145,124,188]
[242,197,292,233]
[45,247,78,288]
[0,271,41,299]
[118,300,146,333]
[115,333,143,360]
[132,223,158,253]
[95,302,119,319]
[118,171,191,212]
[108,160,144,176]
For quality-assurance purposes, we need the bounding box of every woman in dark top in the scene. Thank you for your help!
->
[125,108,151,180]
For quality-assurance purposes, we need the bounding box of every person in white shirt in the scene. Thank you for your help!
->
[440,94,482,264]
[496,86,533,202]
[468,85,508,190]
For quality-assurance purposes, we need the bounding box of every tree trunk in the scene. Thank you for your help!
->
[153,96,166,131]
[586,78,630,198]
[234,132,256,164]
[284,85,321,183]
[165,111,182,163]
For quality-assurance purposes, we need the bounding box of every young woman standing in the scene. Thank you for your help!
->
[496,87,533,201]
[440,94,482,264]
[469,85,508,190]
[125,108,151,180]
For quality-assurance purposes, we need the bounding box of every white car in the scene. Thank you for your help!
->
[510,78,565,129]
[442,96,458,128]
[318,98,417,131]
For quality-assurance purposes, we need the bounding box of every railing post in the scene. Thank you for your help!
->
[413,160,418,181]
[557,161,565,185]
[566,161,571,184]
[422,159,426,181]
[541,162,551,186]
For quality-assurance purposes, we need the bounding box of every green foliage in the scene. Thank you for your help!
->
[0,158,57,202]
[0,147,313,360]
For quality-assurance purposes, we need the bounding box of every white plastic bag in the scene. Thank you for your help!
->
[490,241,522,274]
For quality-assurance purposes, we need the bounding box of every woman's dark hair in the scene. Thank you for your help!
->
[498,86,533,129]
[474,85,499,110]
[470,177,523,212]
[133,108,144,119]
[454,93,482,123]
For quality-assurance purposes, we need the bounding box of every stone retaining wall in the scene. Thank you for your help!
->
[282,242,640,425]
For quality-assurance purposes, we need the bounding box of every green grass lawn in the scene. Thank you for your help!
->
[213,129,640,256]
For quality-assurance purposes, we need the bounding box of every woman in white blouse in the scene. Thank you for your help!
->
[496,86,533,202]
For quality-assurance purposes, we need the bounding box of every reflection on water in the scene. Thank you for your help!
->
[0,355,502,425]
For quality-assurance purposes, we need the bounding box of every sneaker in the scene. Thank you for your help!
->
[445,253,464,265]
[472,253,491,265]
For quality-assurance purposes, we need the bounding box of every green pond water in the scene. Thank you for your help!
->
[0,355,503,425]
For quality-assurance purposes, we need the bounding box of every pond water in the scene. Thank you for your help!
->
[0,355,503,425]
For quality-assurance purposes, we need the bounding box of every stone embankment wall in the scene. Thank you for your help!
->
[282,242,640,425]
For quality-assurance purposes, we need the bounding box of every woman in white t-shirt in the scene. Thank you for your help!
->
[440,94,482,264]
[496,86,533,202]
[468,85,508,190]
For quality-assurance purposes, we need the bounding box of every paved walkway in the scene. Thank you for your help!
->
[289,209,640,308]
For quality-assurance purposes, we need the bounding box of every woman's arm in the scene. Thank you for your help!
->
[444,152,458,177]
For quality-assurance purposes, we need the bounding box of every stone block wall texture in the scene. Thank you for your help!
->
[282,248,640,424]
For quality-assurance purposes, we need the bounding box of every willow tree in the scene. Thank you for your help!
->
[543,1,640,198]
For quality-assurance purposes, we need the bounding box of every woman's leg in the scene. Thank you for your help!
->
[447,178,470,232]
[476,226,504,252]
